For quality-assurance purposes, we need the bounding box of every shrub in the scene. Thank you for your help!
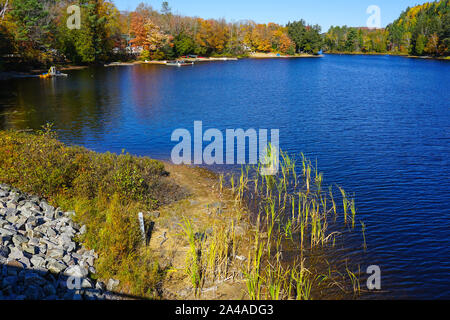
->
[0,129,181,207]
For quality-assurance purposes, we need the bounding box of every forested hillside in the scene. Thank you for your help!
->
[1,0,448,71]
[324,0,449,56]
[388,0,449,56]
[0,0,322,70]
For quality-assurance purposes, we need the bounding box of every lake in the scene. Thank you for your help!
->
[0,55,449,299]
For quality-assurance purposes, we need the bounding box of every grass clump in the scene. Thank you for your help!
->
[179,217,205,296]
[222,149,367,299]
[0,128,185,298]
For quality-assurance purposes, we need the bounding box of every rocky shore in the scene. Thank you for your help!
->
[0,184,120,300]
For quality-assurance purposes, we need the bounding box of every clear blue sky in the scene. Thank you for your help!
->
[113,0,431,31]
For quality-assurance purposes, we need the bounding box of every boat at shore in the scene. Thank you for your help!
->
[166,60,194,67]
[39,66,68,79]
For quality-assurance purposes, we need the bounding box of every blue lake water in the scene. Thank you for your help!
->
[0,55,449,299]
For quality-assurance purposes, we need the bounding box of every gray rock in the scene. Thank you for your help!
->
[8,246,24,260]
[40,238,58,248]
[18,256,31,268]
[20,209,33,218]
[58,233,73,246]
[0,245,9,258]
[81,278,93,289]
[15,217,27,230]
[65,211,76,218]
[47,260,67,274]
[28,237,40,246]
[79,225,87,235]
[95,281,106,291]
[66,241,76,253]
[2,224,16,232]
[12,234,28,247]
[40,201,54,214]
[107,279,120,291]
[47,248,65,259]
[37,243,47,255]
[23,244,38,255]
[44,210,54,220]
[71,252,82,261]
[0,186,112,300]
[64,265,89,278]
[30,256,46,268]
[6,215,19,224]
[26,216,38,227]
[83,289,100,300]
[6,202,18,210]
[84,255,94,267]
[62,254,72,264]
[47,228,57,238]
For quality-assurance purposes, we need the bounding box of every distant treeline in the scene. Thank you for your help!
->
[0,0,322,70]
[324,0,449,56]
[0,0,448,71]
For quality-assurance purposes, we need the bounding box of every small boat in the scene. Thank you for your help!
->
[39,66,68,78]
[166,60,194,67]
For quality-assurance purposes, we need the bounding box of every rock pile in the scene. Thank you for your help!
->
[0,184,120,300]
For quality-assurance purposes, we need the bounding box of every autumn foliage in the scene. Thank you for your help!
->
[324,0,449,56]
[1,0,447,70]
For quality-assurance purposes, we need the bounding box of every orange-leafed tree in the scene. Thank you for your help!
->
[254,24,272,52]
[194,18,229,55]
[129,11,147,49]
[244,24,272,52]
[271,26,295,54]
[129,9,170,58]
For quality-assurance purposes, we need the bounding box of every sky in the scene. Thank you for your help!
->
[113,0,431,31]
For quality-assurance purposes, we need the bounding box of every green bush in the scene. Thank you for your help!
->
[0,129,180,207]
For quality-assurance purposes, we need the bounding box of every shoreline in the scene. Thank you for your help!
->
[325,51,450,61]
[248,52,322,59]
[0,65,89,81]
[0,53,323,79]
[0,130,255,300]
[3,51,447,80]
[0,129,363,300]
